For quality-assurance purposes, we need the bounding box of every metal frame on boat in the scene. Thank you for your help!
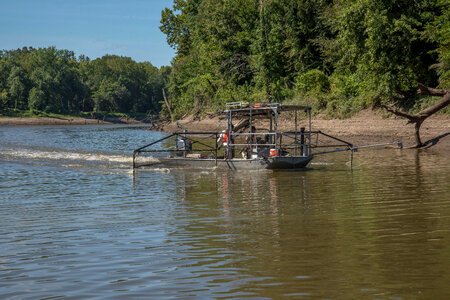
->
[132,102,361,170]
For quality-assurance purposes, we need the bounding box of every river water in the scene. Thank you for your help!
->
[1,125,449,299]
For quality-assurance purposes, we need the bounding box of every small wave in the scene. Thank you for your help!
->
[310,161,336,166]
[0,148,132,163]
[152,168,171,173]
[0,147,160,171]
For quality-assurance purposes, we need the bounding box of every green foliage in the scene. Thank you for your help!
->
[295,69,330,95]
[28,87,46,111]
[256,0,332,101]
[289,70,365,117]
[160,0,448,118]
[0,47,168,115]
[7,66,27,109]
[92,79,129,112]
[0,90,8,109]
[425,0,450,88]
[329,71,362,100]
[328,0,441,104]
[1,0,448,119]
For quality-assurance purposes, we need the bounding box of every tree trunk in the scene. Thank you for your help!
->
[162,88,174,121]
[380,83,450,148]
[414,120,423,147]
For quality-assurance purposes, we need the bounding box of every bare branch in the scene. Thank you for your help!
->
[381,84,450,148]
[417,83,449,96]
[417,92,450,119]
[380,104,418,123]
[428,63,443,70]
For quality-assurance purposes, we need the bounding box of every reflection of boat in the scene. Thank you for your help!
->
[133,102,362,170]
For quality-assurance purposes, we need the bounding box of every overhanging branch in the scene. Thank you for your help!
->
[380,104,418,123]
[417,83,448,96]
[417,92,450,119]
[380,83,450,148]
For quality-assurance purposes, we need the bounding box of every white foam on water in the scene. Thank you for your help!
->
[310,161,336,165]
[152,168,171,173]
[136,156,161,164]
[0,148,130,163]
[0,148,159,167]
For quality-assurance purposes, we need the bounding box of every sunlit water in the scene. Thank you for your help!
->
[1,125,449,299]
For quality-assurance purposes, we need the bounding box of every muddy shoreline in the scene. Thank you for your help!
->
[1,110,449,151]
[0,116,148,126]
[160,109,450,152]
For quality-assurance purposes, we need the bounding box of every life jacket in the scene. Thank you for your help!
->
[222,133,234,144]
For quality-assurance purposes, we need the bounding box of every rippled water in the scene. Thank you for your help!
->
[1,125,449,299]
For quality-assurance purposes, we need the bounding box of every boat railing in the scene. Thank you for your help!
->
[308,130,354,156]
[229,131,312,157]
[132,128,355,169]
[133,131,219,169]
[228,130,354,157]
[225,102,281,110]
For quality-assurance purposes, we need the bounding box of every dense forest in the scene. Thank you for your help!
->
[1,0,448,120]
[160,0,449,118]
[0,47,169,116]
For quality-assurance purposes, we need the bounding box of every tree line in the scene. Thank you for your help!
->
[1,1,448,120]
[160,0,449,118]
[0,47,170,116]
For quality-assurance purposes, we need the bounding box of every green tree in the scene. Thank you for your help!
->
[328,0,440,104]
[82,55,165,114]
[7,66,28,109]
[256,0,332,101]
[92,79,129,112]
[28,87,46,111]
[26,47,84,112]
[28,67,51,111]
[160,0,333,114]
[425,0,450,88]
[160,0,196,56]
[0,47,166,115]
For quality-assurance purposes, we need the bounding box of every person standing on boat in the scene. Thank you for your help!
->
[218,126,234,159]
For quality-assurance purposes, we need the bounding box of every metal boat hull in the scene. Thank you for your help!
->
[139,155,313,170]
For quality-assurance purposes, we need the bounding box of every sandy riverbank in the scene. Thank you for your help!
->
[1,110,448,151]
[161,109,450,151]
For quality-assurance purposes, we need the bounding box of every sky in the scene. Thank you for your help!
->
[0,0,176,67]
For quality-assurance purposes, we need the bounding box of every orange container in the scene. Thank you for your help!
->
[269,149,279,157]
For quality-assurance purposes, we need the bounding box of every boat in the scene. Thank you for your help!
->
[140,154,314,170]
[132,102,358,170]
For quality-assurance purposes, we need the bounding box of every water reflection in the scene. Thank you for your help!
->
[132,150,450,298]
[2,124,450,299]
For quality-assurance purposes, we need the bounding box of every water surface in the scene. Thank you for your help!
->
[1,125,449,299]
